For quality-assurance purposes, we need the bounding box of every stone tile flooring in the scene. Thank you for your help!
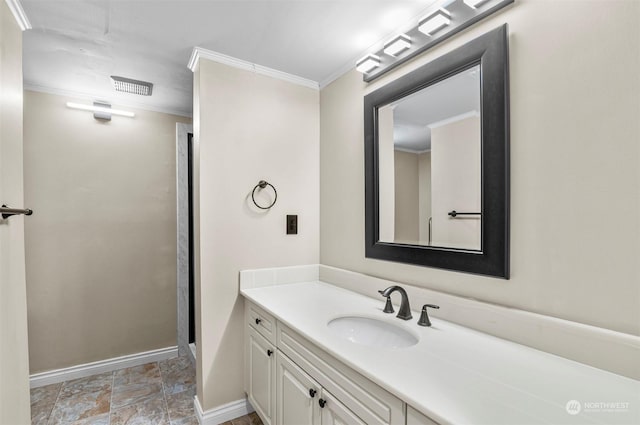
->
[30,356,262,425]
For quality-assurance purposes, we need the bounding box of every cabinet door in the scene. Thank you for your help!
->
[319,390,366,425]
[276,352,321,425]
[406,406,439,425]
[248,327,276,425]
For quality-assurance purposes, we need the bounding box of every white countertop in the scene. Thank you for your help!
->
[241,281,640,425]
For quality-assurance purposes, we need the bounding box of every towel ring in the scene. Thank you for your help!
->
[251,180,277,210]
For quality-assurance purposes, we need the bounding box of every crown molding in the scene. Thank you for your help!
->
[5,0,31,31]
[428,110,479,129]
[24,82,193,118]
[394,146,431,155]
[188,46,319,91]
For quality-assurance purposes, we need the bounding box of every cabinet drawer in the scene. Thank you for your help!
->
[246,300,276,344]
[277,323,405,425]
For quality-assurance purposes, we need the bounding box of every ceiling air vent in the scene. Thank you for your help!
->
[110,76,153,96]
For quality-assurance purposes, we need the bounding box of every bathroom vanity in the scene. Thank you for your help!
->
[245,300,411,425]
[241,266,639,425]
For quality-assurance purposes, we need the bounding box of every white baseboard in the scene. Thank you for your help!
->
[29,346,178,388]
[195,396,255,425]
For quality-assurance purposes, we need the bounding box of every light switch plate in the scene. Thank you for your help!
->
[286,215,297,235]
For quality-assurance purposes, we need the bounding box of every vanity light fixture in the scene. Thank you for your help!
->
[356,54,381,74]
[357,0,513,81]
[383,34,412,57]
[66,102,135,119]
[463,0,491,9]
[418,8,451,36]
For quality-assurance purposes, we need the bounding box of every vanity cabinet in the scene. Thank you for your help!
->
[245,300,407,425]
[277,323,404,425]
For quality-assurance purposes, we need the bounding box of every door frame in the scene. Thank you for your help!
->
[176,122,195,358]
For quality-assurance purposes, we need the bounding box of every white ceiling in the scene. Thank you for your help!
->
[21,0,439,117]
[392,65,480,152]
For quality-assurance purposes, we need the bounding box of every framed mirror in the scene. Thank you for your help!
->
[364,25,510,278]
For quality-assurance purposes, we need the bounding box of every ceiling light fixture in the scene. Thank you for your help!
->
[463,0,491,8]
[356,0,513,82]
[110,76,153,96]
[356,54,381,74]
[383,34,412,57]
[66,102,135,119]
[418,8,451,36]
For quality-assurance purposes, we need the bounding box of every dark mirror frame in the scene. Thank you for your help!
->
[364,24,510,279]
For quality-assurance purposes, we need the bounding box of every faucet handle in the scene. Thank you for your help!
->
[378,289,395,314]
[382,296,394,314]
[417,304,440,327]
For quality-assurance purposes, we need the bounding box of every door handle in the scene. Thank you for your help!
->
[267,349,273,357]
[319,398,327,408]
[1,205,33,220]
[309,389,316,398]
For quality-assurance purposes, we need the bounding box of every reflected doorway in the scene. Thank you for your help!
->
[176,123,195,360]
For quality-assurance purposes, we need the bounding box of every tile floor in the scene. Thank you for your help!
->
[30,356,262,425]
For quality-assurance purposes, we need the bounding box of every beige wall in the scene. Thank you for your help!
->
[418,152,431,244]
[393,150,419,244]
[0,1,31,422]
[23,90,190,373]
[320,0,640,336]
[194,59,319,411]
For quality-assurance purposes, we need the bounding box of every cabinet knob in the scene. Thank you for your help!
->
[255,318,262,325]
[309,389,316,398]
[267,349,273,357]
[318,398,327,408]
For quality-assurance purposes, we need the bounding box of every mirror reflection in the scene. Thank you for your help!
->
[377,65,482,250]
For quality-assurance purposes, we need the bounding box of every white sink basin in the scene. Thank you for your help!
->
[327,316,418,349]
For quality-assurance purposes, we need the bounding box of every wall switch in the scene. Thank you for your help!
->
[286,215,298,235]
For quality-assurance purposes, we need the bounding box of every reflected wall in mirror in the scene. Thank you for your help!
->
[378,65,482,250]
[364,25,510,278]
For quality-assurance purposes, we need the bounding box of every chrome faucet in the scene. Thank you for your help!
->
[378,286,412,320]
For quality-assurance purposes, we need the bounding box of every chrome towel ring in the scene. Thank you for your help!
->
[251,180,277,210]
